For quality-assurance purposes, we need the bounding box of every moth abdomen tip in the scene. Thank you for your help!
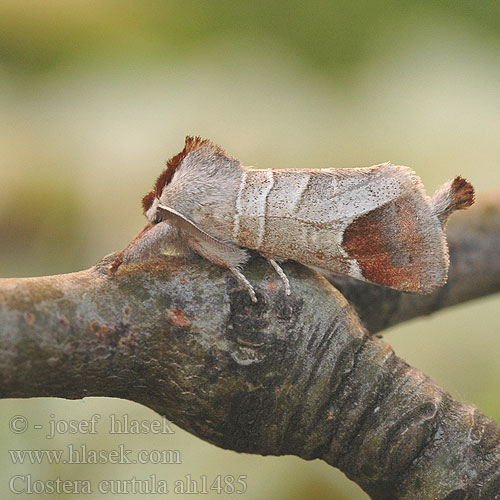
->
[432,176,475,226]
[450,176,475,210]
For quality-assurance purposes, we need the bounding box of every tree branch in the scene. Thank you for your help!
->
[1,196,499,500]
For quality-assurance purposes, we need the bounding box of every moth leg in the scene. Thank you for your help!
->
[266,258,291,295]
[184,235,256,302]
[110,222,178,275]
[229,267,257,303]
[172,218,256,301]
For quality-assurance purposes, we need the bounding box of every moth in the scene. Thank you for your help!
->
[110,136,474,302]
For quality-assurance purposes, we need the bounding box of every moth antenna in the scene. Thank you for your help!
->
[431,176,475,227]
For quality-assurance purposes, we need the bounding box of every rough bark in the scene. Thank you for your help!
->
[0,197,499,500]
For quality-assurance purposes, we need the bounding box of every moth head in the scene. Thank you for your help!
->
[141,136,214,225]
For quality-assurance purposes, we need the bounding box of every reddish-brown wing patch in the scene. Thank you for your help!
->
[141,136,212,212]
[342,195,427,291]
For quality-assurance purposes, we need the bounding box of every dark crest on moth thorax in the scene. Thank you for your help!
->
[141,136,214,212]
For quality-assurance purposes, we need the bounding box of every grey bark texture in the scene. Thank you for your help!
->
[0,195,499,500]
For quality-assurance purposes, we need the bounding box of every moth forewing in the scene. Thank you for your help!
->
[182,163,451,294]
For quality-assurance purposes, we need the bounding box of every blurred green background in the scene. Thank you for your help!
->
[1,1,499,499]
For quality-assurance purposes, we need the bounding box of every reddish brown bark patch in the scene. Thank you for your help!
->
[58,315,70,328]
[166,309,192,328]
[23,312,35,325]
